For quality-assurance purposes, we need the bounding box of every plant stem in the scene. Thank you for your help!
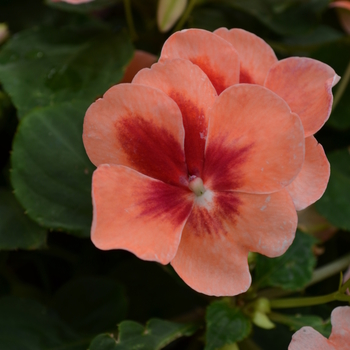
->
[306,253,350,288]
[333,59,350,110]
[173,0,197,32]
[123,0,138,41]
[270,293,337,309]
[270,290,350,309]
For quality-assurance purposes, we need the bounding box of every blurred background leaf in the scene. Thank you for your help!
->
[316,149,350,231]
[0,296,88,350]
[0,188,46,250]
[52,276,128,335]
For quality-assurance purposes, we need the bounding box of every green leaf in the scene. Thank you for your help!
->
[0,188,46,250]
[0,296,87,350]
[11,101,95,237]
[282,25,344,49]
[316,149,350,231]
[255,231,317,290]
[311,37,350,130]
[216,0,329,36]
[89,319,198,350]
[52,277,128,335]
[0,23,133,118]
[205,299,251,350]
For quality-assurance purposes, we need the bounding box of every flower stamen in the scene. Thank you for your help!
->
[188,176,206,196]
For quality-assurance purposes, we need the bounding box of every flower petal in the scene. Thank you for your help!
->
[289,327,333,350]
[329,306,350,347]
[159,29,240,94]
[83,84,188,187]
[120,50,157,84]
[265,57,340,137]
[91,164,194,264]
[214,27,277,85]
[133,59,217,177]
[171,190,250,296]
[204,84,305,194]
[287,136,330,211]
[234,189,297,257]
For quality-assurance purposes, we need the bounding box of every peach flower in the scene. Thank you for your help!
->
[289,306,350,349]
[83,49,305,295]
[330,1,350,34]
[159,28,340,211]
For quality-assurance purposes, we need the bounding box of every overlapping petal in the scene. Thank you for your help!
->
[287,136,330,211]
[203,84,304,193]
[133,59,217,177]
[214,27,277,85]
[91,165,194,264]
[265,57,340,137]
[289,327,334,349]
[83,84,188,187]
[289,306,350,350]
[159,28,240,94]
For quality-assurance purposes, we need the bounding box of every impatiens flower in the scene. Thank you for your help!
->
[159,28,340,211]
[330,1,350,34]
[83,55,305,295]
[288,306,350,350]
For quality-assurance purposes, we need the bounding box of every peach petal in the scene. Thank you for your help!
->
[171,191,250,296]
[234,189,297,258]
[289,327,335,350]
[204,84,304,194]
[120,50,157,84]
[133,59,217,177]
[214,27,278,85]
[265,57,340,137]
[159,29,240,94]
[287,136,330,211]
[91,164,194,264]
[329,306,350,347]
[83,84,188,187]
